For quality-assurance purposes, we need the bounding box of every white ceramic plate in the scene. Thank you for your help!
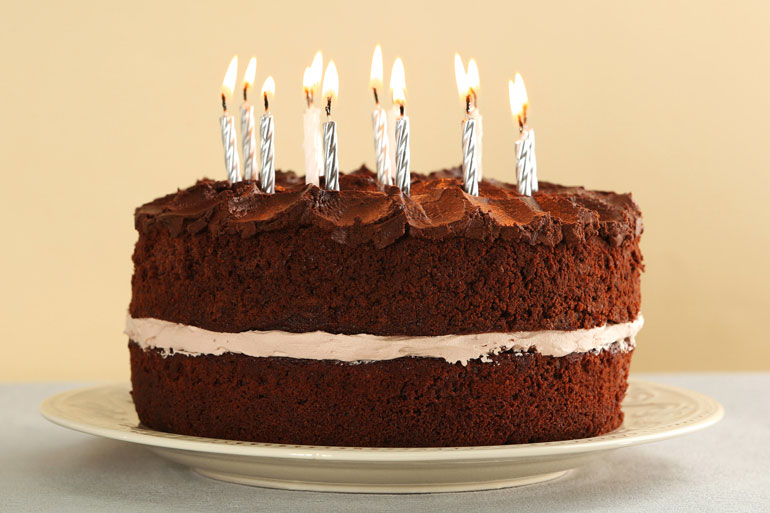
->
[41,380,722,493]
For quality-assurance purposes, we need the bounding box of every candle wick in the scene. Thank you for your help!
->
[243,85,248,102]
[305,91,312,108]
[325,96,332,117]
[264,93,269,112]
[373,87,379,105]
[399,103,404,117]
[221,93,227,113]
[465,95,471,115]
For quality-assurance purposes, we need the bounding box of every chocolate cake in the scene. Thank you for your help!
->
[127,166,643,447]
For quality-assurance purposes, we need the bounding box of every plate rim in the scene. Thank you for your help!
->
[40,379,724,463]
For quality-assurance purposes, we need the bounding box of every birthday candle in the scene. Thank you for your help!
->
[509,73,538,196]
[259,77,276,193]
[240,57,257,181]
[303,52,324,186]
[391,58,410,195]
[370,45,392,187]
[322,61,340,191]
[219,56,241,183]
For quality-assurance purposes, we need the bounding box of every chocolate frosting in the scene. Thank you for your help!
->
[135,166,643,248]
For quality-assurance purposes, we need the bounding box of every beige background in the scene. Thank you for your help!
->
[1,0,768,380]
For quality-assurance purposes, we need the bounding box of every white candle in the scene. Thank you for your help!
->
[240,57,257,181]
[322,61,340,191]
[461,116,478,196]
[259,77,276,193]
[303,104,323,186]
[387,105,399,185]
[240,104,256,180]
[303,52,324,186]
[391,58,410,195]
[470,109,483,180]
[515,130,536,196]
[372,107,391,186]
[370,45,392,187]
[323,120,338,191]
[221,116,240,183]
[220,56,241,183]
[509,73,538,196]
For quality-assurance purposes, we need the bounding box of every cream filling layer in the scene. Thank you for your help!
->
[125,315,643,366]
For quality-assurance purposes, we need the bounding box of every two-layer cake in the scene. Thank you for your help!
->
[127,166,643,447]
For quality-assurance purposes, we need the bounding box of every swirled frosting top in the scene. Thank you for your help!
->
[135,166,643,248]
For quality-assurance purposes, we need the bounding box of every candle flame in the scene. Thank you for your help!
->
[243,57,257,90]
[454,53,468,98]
[508,73,529,123]
[310,51,323,86]
[304,52,323,94]
[221,55,238,98]
[303,66,313,91]
[467,59,480,94]
[390,57,406,106]
[370,45,383,89]
[322,61,339,101]
[261,76,275,97]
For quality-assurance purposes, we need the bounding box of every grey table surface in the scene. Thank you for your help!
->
[2,374,768,512]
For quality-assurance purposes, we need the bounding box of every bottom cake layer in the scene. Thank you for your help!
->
[129,340,633,447]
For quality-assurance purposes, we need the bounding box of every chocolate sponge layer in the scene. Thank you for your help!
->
[129,169,642,335]
[130,341,633,447]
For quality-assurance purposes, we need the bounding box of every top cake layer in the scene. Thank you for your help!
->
[135,166,642,249]
[130,167,643,336]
